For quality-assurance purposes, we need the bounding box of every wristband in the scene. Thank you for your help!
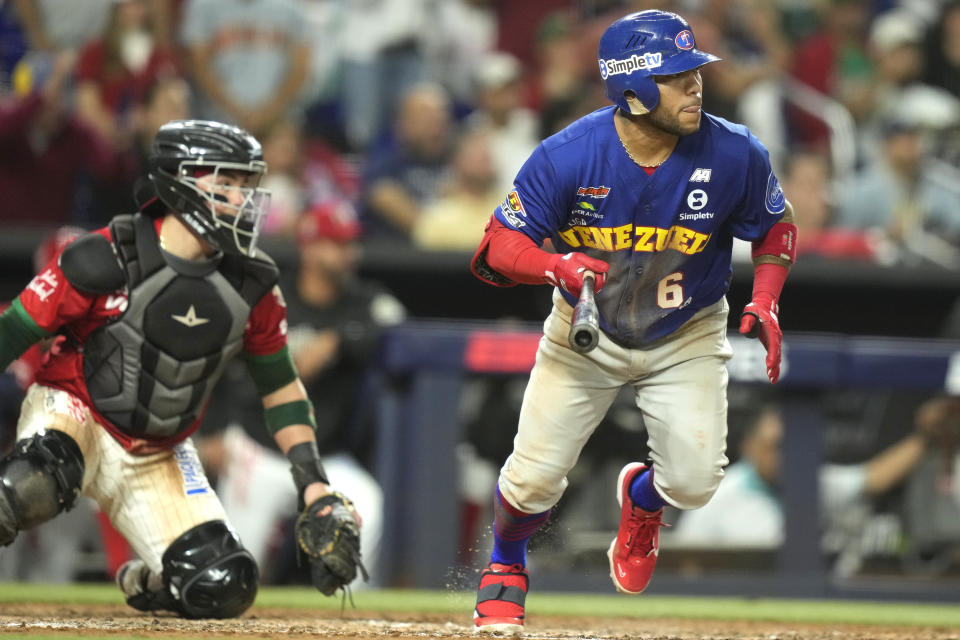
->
[264,399,316,434]
[751,221,798,263]
[286,441,329,504]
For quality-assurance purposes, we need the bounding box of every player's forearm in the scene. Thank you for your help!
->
[862,432,927,496]
[0,298,52,371]
[483,219,554,285]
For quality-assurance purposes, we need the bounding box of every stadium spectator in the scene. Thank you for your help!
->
[465,52,539,196]
[788,0,876,149]
[0,51,133,224]
[779,149,875,261]
[180,0,310,137]
[833,116,960,268]
[74,0,179,147]
[412,129,502,251]
[423,0,498,110]
[257,116,361,240]
[10,0,114,52]
[359,82,455,242]
[337,0,430,151]
[529,10,605,138]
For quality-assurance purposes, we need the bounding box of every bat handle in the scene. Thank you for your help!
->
[569,270,600,354]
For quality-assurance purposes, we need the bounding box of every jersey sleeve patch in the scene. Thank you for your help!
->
[499,190,528,228]
[765,171,786,215]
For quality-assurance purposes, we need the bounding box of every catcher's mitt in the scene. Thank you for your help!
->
[296,492,368,596]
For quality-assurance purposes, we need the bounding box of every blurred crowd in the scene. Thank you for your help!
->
[0,0,959,267]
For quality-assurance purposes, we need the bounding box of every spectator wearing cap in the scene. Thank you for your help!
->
[858,8,929,158]
[834,116,960,268]
[465,51,540,196]
[199,198,404,585]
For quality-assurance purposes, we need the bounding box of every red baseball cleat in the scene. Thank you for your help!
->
[473,562,528,635]
[607,462,666,594]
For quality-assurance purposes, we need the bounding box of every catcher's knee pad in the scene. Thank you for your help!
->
[0,430,84,546]
[161,520,259,619]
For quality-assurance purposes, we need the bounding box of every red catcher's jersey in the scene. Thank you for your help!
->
[17,218,289,453]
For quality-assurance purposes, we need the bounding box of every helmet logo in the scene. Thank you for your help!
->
[675,30,694,50]
[599,52,663,79]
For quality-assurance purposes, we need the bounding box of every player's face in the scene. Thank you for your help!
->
[648,69,703,136]
[196,170,261,216]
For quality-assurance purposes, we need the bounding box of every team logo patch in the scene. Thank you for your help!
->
[577,201,596,211]
[577,186,611,198]
[675,30,695,50]
[687,189,708,210]
[506,190,526,215]
[599,52,663,79]
[689,168,712,182]
[765,172,786,214]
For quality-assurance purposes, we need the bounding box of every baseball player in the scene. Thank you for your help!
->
[469,10,796,634]
[0,120,365,618]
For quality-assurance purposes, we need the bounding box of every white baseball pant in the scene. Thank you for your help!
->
[498,292,732,513]
[16,384,228,574]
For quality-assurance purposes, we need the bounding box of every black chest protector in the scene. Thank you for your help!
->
[81,214,279,439]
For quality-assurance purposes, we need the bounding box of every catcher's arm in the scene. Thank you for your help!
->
[263,379,368,595]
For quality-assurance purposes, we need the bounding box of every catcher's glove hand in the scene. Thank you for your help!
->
[296,492,368,596]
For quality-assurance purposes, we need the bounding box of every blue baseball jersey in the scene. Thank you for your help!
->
[493,105,785,347]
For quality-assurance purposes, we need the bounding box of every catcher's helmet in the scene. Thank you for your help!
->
[148,120,270,257]
[598,10,721,114]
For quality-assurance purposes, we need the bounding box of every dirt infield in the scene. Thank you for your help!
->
[1,604,958,639]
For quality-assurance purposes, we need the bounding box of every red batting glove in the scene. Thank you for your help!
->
[544,252,609,296]
[739,293,782,384]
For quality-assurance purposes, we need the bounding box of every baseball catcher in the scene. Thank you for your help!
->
[0,119,365,618]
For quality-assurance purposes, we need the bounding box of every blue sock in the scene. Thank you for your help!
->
[489,486,550,567]
[629,468,667,512]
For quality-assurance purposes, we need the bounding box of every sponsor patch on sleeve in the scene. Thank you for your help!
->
[500,190,527,228]
[765,172,786,214]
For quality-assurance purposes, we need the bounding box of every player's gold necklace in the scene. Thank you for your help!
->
[619,136,669,169]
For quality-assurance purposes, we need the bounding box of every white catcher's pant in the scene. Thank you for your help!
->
[498,292,733,514]
[16,384,227,574]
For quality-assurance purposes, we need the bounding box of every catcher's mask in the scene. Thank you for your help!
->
[148,120,271,257]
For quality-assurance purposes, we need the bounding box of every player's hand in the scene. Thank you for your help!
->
[295,492,368,596]
[545,252,609,296]
[739,293,782,384]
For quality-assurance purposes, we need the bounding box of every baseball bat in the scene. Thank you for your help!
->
[568,271,600,354]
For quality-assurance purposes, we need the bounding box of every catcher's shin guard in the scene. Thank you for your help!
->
[0,430,84,546]
[121,520,259,619]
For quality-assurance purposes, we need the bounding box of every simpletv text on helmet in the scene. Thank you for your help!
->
[599,52,664,78]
